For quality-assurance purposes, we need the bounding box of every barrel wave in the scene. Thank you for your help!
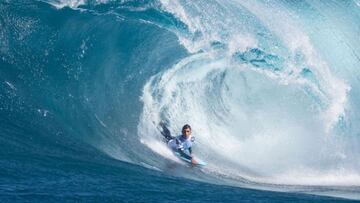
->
[1,0,360,202]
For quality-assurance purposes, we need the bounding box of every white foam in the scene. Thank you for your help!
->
[5,81,16,90]
[355,0,360,7]
[237,0,351,132]
[45,0,85,9]
[228,33,258,55]
[268,168,360,186]
[44,0,110,9]
[140,138,182,164]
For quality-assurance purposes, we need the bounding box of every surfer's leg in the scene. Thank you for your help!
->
[160,122,173,142]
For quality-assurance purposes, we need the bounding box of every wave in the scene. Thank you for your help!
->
[1,0,360,200]
[138,0,360,194]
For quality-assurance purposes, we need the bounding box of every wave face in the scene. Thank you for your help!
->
[1,0,360,201]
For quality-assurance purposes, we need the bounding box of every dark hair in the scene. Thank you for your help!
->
[182,124,191,134]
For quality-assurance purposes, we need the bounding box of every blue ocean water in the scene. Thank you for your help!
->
[1,0,360,202]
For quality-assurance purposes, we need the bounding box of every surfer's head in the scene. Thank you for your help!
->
[182,124,192,138]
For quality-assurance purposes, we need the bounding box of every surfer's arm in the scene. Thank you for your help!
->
[177,148,192,160]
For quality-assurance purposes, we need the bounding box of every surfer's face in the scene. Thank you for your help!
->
[183,128,191,139]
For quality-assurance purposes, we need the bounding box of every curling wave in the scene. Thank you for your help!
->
[138,0,360,195]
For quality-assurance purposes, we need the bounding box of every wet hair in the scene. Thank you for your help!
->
[182,124,192,134]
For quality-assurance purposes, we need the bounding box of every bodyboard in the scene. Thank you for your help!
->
[174,151,206,166]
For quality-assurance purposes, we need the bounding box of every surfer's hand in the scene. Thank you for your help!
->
[191,158,197,165]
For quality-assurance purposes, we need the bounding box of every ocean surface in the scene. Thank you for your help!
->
[1,0,360,202]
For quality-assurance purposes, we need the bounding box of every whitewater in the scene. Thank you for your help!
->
[1,0,360,202]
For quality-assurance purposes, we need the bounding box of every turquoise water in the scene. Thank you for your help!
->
[1,0,360,202]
